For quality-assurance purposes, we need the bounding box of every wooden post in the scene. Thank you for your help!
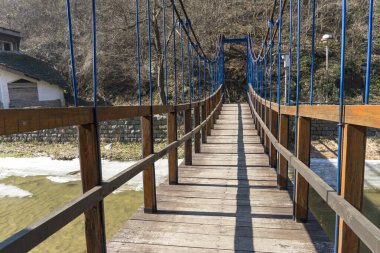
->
[252,94,256,125]
[269,109,278,168]
[295,117,310,222]
[264,106,270,154]
[215,93,219,120]
[210,97,215,129]
[141,114,157,213]
[201,103,207,143]
[168,110,178,185]
[338,124,367,253]
[212,96,217,122]
[278,114,289,189]
[78,123,107,253]
[257,99,261,139]
[207,98,212,136]
[185,108,192,165]
[194,105,201,153]
[260,103,265,144]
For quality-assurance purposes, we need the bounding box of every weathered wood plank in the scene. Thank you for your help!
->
[338,124,367,253]
[168,111,178,185]
[78,124,107,253]
[184,108,192,165]
[295,117,311,222]
[278,114,289,189]
[142,115,157,213]
[108,103,332,253]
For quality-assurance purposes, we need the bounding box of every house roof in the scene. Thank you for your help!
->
[0,27,22,39]
[0,51,67,89]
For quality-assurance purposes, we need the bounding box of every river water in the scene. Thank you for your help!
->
[0,157,175,253]
[1,157,379,252]
[307,159,380,253]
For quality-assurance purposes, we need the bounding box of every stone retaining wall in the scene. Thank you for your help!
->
[0,115,378,143]
[0,115,170,143]
[290,119,380,139]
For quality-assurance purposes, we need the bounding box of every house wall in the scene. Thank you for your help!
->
[0,69,64,108]
[37,81,65,106]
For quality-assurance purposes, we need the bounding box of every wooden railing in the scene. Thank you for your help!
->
[0,87,223,253]
[247,86,380,253]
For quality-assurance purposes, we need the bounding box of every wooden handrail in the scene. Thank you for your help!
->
[251,86,380,129]
[0,87,221,136]
[0,87,224,253]
[247,90,380,253]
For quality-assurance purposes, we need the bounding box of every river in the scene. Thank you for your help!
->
[1,157,379,252]
[0,157,175,252]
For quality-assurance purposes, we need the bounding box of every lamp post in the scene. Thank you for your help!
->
[282,53,290,103]
[272,52,290,104]
[321,34,333,71]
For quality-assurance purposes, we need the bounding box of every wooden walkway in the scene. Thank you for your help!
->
[108,104,333,253]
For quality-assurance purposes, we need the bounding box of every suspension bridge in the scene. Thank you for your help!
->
[0,0,379,252]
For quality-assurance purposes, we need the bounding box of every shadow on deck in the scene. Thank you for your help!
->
[107,103,333,253]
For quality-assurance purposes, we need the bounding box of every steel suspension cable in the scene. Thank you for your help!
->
[276,4,283,176]
[276,9,282,111]
[90,1,106,249]
[147,0,153,105]
[334,0,347,251]
[91,0,98,107]
[364,0,374,104]
[269,21,274,106]
[179,20,185,103]
[263,42,267,100]
[187,22,191,103]
[309,0,316,104]
[174,0,207,58]
[163,0,168,104]
[172,0,178,105]
[65,0,78,107]
[293,0,302,219]
[288,0,293,104]
[135,0,142,105]
[198,55,201,101]
[203,59,206,99]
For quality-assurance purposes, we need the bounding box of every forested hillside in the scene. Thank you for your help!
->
[0,0,378,104]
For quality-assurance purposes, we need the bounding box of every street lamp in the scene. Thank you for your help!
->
[272,52,290,104]
[321,34,333,71]
[281,54,290,103]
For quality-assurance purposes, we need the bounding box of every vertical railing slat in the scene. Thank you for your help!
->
[78,122,107,253]
[338,124,367,253]
[142,114,157,213]
[278,114,289,189]
[168,109,178,184]
[295,117,310,222]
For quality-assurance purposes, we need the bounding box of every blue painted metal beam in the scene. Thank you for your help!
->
[223,38,247,44]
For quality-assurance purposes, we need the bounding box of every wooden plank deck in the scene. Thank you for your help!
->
[108,103,333,253]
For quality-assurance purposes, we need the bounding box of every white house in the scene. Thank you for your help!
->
[0,27,67,109]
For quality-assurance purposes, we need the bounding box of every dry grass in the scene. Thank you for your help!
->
[0,141,184,161]
[311,137,380,160]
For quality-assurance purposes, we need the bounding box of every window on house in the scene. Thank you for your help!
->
[3,42,11,51]
[8,79,38,108]
[1,41,13,51]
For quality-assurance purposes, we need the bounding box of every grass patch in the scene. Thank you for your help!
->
[0,141,185,161]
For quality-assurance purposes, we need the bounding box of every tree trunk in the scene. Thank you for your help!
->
[157,59,166,105]
[152,1,167,105]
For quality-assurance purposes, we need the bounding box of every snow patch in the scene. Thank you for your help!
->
[0,184,32,198]
[0,157,80,180]
[311,158,380,190]
[0,157,180,195]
